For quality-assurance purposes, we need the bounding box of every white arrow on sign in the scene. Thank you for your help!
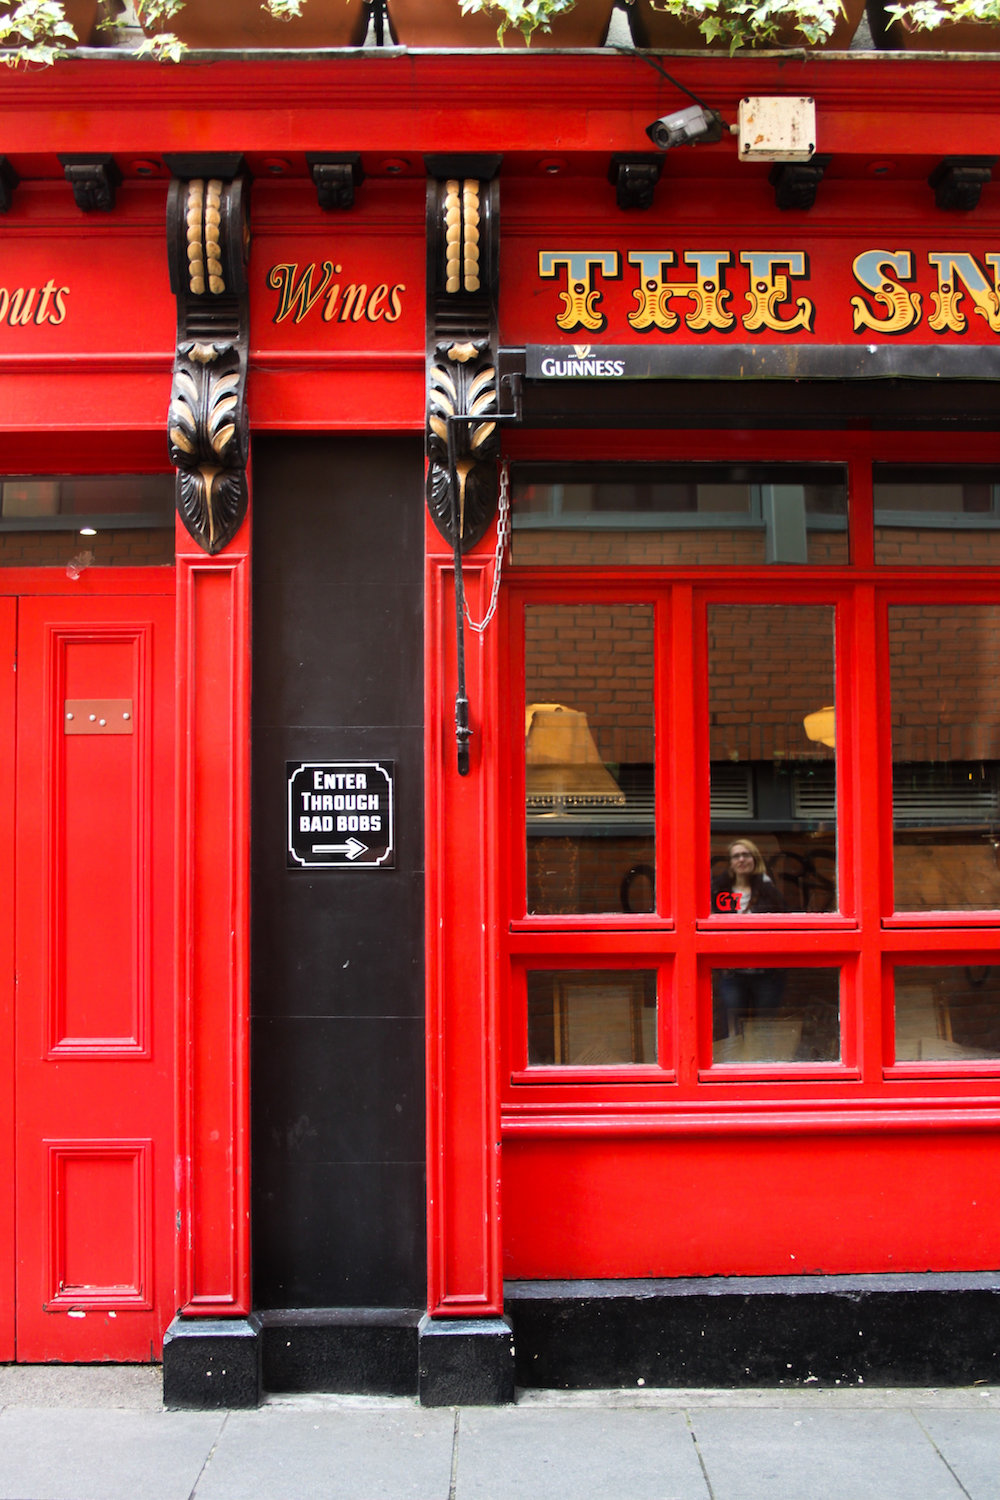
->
[312,837,368,860]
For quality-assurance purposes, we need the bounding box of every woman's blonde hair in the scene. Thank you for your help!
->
[727,838,767,876]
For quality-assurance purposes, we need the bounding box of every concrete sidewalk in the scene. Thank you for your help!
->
[1,1369,999,1499]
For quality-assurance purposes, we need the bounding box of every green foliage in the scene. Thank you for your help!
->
[644,0,846,47]
[0,0,78,66]
[0,0,323,67]
[885,0,1000,27]
[459,0,580,43]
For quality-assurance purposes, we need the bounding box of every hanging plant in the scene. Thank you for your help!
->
[638,0,851,47]
[0,1,81,65]
[457,0,591,43]
[882,0,1000,31]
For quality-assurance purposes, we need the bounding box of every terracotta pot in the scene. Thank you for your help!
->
[59,0,101,45]
[629,0,865,48]
[386,0,614,48]
[139,0,369,49]
[867,0,1000,49]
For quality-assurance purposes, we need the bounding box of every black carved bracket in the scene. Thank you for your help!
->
[608,155,662,211]
[59,154,122,213]
[0,157,19,214]
[929,156,997,213]
[307,154,364,211]
[425,162,501,552]
[166,171,250,554]
[769,155,831,211]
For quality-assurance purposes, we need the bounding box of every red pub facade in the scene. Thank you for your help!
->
[2,32,1000,1405]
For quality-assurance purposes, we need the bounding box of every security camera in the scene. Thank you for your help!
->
[646,105,724,151]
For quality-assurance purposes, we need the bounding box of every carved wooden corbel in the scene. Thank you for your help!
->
[166,172,250,555]
[425,165,501,552]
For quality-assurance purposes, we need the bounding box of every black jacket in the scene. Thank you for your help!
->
[711,872,787,915]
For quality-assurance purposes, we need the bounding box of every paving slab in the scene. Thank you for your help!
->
[689,1406,967,1500]
[192,1405,456,1500]
[0,1406,224,1500]
[454,1407,711,1500]
[917,1409,1000,1500]
[0,1365,163,1410]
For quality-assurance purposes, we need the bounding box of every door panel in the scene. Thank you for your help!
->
[0,598,15,1360]
[15,594,174,1361]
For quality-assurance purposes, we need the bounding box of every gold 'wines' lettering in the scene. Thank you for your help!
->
[0,280,69,326]
[268,261,405,325]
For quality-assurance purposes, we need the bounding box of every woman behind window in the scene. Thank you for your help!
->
[712,840,787,1039]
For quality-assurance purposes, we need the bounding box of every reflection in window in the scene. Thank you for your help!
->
[511,463,847,567]
[525,604,654,915]
[0,475,174,527]
[875,465,1000,565]
[712,966,840,1064]
[708,605,837,912]
[894,965,1000,1061]
[0,474,176,568]
[890,606,1000,911]
[527,969,657,1065]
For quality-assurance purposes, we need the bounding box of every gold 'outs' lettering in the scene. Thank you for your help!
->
[0,281,69,327]
[268,261,405,325]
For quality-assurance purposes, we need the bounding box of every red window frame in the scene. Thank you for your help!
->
[497,426,1000,1116]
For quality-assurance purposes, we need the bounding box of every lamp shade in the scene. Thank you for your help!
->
[803,705,836,749]
[525,703,626,806]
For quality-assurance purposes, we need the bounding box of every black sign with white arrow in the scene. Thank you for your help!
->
[287,760,395,870]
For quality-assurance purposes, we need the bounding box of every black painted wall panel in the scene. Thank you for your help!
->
[251,435,426,1309]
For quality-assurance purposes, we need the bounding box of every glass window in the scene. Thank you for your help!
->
[712,965,840,1064]
[0,475,174,528]
[894,965,1000,1061]
[525,603,654,915]
[708,605,837,912]
[527,969,657,1066]
[511,464,847,568]
[890,605,1000,911]
[875,466,1000,565]
[0,475,175,568]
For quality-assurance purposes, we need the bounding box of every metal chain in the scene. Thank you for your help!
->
[465,458,510,634]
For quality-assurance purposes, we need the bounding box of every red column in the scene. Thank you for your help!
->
[425,533,504,1318]
[174,508,251,1316]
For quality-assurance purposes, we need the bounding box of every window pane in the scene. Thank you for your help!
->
[0,529,174,568]
[528,969,657,1065]
[875,465,1000,565]
[511,464,847,567]
[712,966,840,1064]
[708,605,837,912]
[890,605,1000,911]
[526,604,654,915]
[895,965,1000,1061]
[0,475,174,526]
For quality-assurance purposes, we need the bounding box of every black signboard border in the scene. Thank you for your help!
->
[286,759,396,871]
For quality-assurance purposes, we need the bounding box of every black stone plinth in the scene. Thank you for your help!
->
[418,1315,515,1406]
[507,1274,1000,1389]
[259,1308,420,1395]
[162,1314,262,1409]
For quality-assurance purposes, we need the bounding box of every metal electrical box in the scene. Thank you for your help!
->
[738,97,816,162]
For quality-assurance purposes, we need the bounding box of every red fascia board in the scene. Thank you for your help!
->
[0,53,997,169]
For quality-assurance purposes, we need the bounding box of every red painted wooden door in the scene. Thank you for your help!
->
[0,598,16,1360]
[13,593,175,1361]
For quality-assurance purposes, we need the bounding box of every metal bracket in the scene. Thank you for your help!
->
[65,700,134,735]
[59,155,122,213]
[608,156,662,211]
[0,157,19,214]
[307,154,364,211]
[769,156,831,211]
[929,156,997,213]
